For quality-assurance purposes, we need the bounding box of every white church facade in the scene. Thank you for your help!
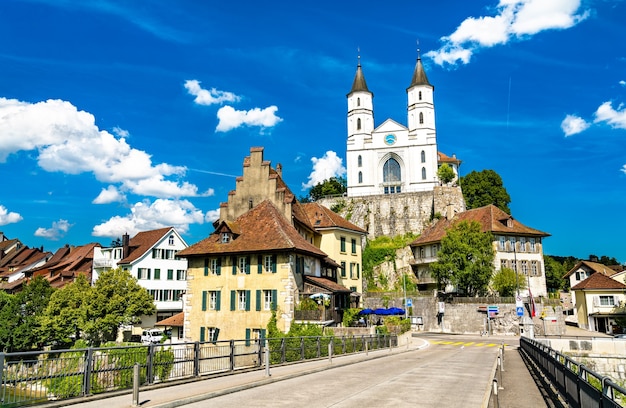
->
[346,54,459,197]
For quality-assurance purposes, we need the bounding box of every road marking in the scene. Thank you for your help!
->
[428,340,509,348]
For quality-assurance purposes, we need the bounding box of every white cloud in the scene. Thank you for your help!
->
[34,219,71,240]
[0,205,22,225]
[594,101,626,130]
[93,185,125,204]
[0,97,206,198]
[620,80,626,87]
[205,209,220,223]
[112,126,130,137]
[561,114,590,136]
[215,105,283,133]
[427,0,589,66]
[301,151,346,190]
[184,80,241,106]
[91,199,205,238]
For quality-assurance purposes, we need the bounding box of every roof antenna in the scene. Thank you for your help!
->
[416,39,421,59]
[357,46,361,66]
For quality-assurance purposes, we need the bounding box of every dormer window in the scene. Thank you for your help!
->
[221,233,231,243]
[168,235,175,245]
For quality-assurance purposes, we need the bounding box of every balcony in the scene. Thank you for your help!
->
[93,258,116,268]
[294,308,334,322]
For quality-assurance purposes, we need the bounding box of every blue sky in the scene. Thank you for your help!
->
[0,0,625,263]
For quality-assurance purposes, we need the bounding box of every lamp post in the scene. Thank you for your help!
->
[513,239,519,296]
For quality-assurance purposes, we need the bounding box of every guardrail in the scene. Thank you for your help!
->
[0,334,395,407]
[520,337,626,407]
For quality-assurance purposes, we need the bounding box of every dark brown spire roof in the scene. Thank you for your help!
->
[348,58,371,96]
[408,56,432,89]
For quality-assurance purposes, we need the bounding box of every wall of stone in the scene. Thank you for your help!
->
[317,186,465,240]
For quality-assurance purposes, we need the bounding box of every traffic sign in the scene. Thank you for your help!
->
[487,305,499,313]
[406,298,413,308]
[516,306,524,317]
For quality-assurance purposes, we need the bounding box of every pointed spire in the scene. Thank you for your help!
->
[409,43,432,88]
[348,48,371,95]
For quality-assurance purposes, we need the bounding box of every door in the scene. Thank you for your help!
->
[596,317,607,333]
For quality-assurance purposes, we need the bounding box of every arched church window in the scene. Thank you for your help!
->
[419,112,424,124]
[358,171,363,183]
[358,155,362,167]
[357,97,361,107]
[383,158,401,183]
[357,118,361,130]
[421,167,427,180]
[421,150,425,163]
[419,91,422,101]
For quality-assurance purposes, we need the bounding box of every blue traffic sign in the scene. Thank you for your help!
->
[516,306,524,317]
[406,299,413,308]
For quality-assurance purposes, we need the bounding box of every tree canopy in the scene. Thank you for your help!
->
[543,255,567,293]
[305,177,347,201]
[437,163,456,185]
[430,220,495,296]
[491,267,526,297]
[460,169,511,214]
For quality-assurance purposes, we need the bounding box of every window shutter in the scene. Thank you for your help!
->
[147,269,151,280]
[272,289,278,310]
[137,270,141,279]
[212,328,220,343]
[232,256,237,275]
[230,290,236,311]
[258,255,262,274]
[256,290,262,311]
[204,258,209,276]
[217,257,221,275]
[357,264,360,279]
[245,290,251,311]
[614,295,619,306]
[246,256,251,274]
[216,291,221,311]
[200,327,205,342]
[260,329,266,341]
[245,328,251,346]
[593,296,600,307]
[202,291,207,311]
[272,255,277,273]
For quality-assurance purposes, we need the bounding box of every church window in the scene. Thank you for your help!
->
[421,167,426,180]
[248,199,253,209]
[358,171,362,183]
[419,91,422,100]
[357,97,361,107]
[383,158,401,194]
[357,118,361,130]
[421,150,425,163]
[419,112,424,124]
[358,155,362,167]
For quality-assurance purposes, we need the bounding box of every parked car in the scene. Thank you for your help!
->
[614,334,626,339]
[141,329,164,344]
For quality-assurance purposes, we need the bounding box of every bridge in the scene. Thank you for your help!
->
[36,333,549,408]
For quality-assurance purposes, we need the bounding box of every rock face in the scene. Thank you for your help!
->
[318,186,465,240]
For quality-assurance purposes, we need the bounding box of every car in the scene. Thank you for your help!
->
[613,334,626,339]
[141,329,164,344]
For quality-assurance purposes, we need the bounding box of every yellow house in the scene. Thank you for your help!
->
[571,271,626,334]
[178,147,364,342]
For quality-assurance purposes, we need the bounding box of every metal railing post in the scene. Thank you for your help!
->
[131,363,140,407]
[328,341,333,364]
[83,347,94,396]
[147,344,155,384]
[0,353,4,395]
[264,339,271,377]
[281,338,286,364]
[317,336,321,358]
[229,340,235,371]
[193,342,200,377]
[300,337,305,361]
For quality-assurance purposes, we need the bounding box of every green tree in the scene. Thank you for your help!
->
[307,177,347,201]
[437,163,456,185]
[84,268,156,345]
[40,274,91,347]
[12,276,55,351]
[430,221,495,296]
[544,255,567,293]
[492,267,526,297]
[460,169,511,214]
[0,290,18,352]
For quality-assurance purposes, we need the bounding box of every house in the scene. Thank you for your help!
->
[301,202,367,296]
[0,238,52,293]
[564,260,618,291]
[92,227,189,328]
[410,204,550,297]
[570,271,626,334]
[178,147,363,342]
[27,243,99,289]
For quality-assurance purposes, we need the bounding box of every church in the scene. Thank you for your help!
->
[345,53,460,197]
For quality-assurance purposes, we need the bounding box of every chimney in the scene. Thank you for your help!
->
[276,163,282,177]
[122,233,130,259]
[446,203,455,220]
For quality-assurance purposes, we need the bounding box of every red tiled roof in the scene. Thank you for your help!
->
[411,204,549,246]
[437,151,461,164]
[29,243,99,288]
[119,227,175,264]
[305,276,351,293]
[179,199,327,258]
[302,202,367,234]
[563,261,618,279]
[571,271,626,290]
[156,312,184,327]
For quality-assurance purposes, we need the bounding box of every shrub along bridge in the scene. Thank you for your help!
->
[0,334,396,407]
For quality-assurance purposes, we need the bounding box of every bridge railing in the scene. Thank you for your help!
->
[0,334,395,407]
[520,337,626,407]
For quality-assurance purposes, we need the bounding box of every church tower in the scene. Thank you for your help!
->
[346,51,440,197]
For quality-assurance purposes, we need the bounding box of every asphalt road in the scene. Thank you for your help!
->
[177,334,503,408]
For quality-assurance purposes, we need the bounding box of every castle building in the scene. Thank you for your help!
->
[346,53,459,197]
